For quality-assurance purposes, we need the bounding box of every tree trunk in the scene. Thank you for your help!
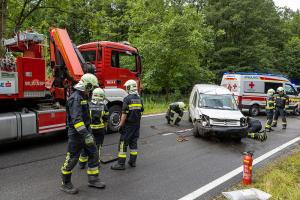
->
[0,0,7,56]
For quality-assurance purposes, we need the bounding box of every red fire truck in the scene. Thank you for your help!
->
[0,28,142,143]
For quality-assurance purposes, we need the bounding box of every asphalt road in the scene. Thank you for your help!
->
[0,114,300,200]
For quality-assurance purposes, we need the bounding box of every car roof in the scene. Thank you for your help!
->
[194,84,232,95]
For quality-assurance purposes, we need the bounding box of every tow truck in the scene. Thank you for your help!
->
[0,28,142,143]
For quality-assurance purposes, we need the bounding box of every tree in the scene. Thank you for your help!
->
[0,0,7,56]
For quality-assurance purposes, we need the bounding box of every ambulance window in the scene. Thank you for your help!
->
[285,84,297,95]
[264,82,282,93]
[192,92,197,107]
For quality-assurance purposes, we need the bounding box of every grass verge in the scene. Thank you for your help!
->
[214,147,300,200]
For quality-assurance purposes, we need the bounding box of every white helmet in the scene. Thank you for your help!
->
[277,86,284,93]
[124,79,138,94]
[178,102,185,110]
[267,88,275,96]
[92,88,105,103]
[74,73,99,92]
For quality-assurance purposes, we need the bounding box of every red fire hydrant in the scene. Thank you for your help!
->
[243,151,253,185]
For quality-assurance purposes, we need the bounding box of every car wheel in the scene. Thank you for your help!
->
[108,105,122,133]
[249,105,259,116]
[192,122,200,138]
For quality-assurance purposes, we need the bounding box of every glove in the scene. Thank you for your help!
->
[117,125,123,133]
[84,133,95,146]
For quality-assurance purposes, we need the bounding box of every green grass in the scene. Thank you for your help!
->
[142,94,188,115]
[214,148,300,200]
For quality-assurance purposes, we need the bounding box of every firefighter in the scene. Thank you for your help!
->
[265,88,275,132]
[246,117,267,142]
[111,79,144,170]
[60,73,105,195]
[78,87,109,169]
[272,87,289,129]
[165,102,185,125]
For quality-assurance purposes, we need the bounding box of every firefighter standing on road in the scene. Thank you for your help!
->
[111,79,144,170]
[265,88,275,132]
[165,102,185,125]
[272,87,289,129]
[60,74,105,194]
[78,88,109,169]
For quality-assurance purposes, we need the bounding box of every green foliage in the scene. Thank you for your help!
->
[2,0,300,93]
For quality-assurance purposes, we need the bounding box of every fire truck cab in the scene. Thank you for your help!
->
[221,72,300,116]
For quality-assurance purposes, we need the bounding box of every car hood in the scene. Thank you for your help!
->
[198,108,244,120]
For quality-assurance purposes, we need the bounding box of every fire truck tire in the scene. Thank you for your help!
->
[249,105,259,117]
[108,105,122,133]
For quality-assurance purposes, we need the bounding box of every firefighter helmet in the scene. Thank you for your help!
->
[178,102,185,110]
[74,73,99,92]
[267,88,275,96]
[277,86,284,93]
[92,88,105,103]
[124,79,137,94]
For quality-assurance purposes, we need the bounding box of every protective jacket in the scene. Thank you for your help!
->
[89,102,109,131]
[66,90,91,136]
[274,94,289,109]
[122,94,144,125]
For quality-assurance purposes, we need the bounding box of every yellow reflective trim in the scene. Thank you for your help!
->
[118,153,127,158]
[79,156,88,162]
[61,169,72,175]
[80,100,88,105]
[120,141,124,153]
[87,169,99,175]
[128,104,142,108]
[74,121,84,129]
[90,124,105,129]
[130,151,138,156]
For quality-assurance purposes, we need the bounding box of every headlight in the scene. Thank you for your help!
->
[202,121,208,126]
[240,117,248,127]
[201,115,210,127]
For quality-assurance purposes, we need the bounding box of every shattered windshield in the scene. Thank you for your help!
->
[198,94,238,110]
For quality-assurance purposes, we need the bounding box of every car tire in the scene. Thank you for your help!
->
[249,104,260,116]
[108,105,122,133]
[192,122,200,138]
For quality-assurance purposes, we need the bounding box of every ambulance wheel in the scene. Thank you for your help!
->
[294,107,300,116]
[249,105,259,116]
[108,105,122,133]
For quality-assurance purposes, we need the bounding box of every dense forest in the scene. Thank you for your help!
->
[1,0,300,94]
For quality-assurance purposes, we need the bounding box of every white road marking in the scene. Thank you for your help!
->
[177,128,192,133]
[178,136,300,200]
[162,133,175,136]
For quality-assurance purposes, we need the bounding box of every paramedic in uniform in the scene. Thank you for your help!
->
[265,89,275,132]
[272,87,289,129]
[60,74,105,195]
[111,79,144,170]
[78,87,109,169]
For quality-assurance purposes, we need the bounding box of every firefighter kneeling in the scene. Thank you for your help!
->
[246,117,267,142]
[166,102,185,125]
[111,79,144,170]
[60,74,105,195]
[78,88,109,169]
[272,87,289,129]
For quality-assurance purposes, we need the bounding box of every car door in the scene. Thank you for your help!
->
[189,90,198,121]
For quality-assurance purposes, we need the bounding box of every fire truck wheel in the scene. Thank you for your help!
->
[108,105,122,133]
[249,105,259,117]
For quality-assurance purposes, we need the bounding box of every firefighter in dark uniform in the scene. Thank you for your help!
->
[60,74,105,194]
[111,79,144,170]
[265,88,275,132]
[272,86,289,129]
[78,87,109,169]
[165,102,185,125]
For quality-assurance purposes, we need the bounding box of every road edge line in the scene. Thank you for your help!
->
[178,136,300,200]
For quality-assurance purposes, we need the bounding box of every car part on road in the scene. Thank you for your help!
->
[176,135,189,142]
[222,188,271,200]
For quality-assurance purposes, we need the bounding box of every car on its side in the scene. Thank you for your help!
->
[189,84,248,141]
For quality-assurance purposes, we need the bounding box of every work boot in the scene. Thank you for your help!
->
[282,124,287,129]
[88,175,106,189]
[128,161,136,167]
[78,161,86,169]
[271,123,277,127]
[111,162,125,170]
[60,174,78,194]
[128,153,137,167]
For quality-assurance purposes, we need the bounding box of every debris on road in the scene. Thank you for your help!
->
[176,135,189,142]
[222,188,271,200]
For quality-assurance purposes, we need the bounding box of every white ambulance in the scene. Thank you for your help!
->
[221,72,300,116]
